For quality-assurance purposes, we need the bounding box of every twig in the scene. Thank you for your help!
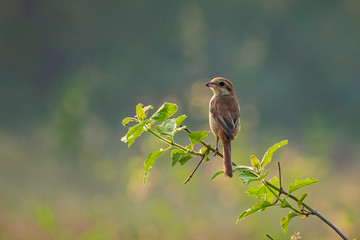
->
[183,127,221,155]
[273,162,283,204]
[278,162,282,191]
[188,132,349,240]
[266,234,274,240]
[264,181,348,240]
[146,126,203,156]
[126,106,349,239]
[184,156,205,184]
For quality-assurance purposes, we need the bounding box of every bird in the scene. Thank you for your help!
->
[205,77,240,177]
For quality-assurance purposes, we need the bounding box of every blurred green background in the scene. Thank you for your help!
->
[1,1,359,239]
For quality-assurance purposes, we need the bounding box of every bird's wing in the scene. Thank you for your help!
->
[210,97,239,140]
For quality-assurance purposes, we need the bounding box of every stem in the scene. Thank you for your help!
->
[277,162,283,193]
[264,180,348,240]
[272,162,283,205]
[183,127,223,157]
[266,235,274,240]
[145,126,202,156]
[184,127,349,240]
[262,180,301,215]
[184,156,205,184]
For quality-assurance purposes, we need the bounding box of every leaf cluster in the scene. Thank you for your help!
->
[122,103,210,183]
[211,140,318,233]
[121,103,322,235]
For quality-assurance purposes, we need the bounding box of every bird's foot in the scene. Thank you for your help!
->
[214,148,219,156]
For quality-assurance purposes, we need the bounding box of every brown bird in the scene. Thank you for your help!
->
[205,77,240,177]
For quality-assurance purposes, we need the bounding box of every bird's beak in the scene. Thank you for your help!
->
[205,82,216,88]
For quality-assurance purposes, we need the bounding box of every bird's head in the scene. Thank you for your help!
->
[205,77,234,96]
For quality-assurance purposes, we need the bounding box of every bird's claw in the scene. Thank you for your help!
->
[214,148,219,156]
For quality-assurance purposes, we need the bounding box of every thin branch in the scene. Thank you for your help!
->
[146,126,202,156]
[264,180,348,240]
[183,127,221,155]
[266,234,274,240]
[184,156,205,184]
[127,106,348,239]
[185,128,350,240]
[278,162,282,191]
[262,179,302,214]
[273,162,283,204]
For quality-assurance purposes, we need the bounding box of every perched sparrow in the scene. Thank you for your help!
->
[205,77,240,177]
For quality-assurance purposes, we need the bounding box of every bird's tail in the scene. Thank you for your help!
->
[222,139,233,178]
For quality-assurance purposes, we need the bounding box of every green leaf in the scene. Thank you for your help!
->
[266,177,280,202]
[170,149,193,166]
[211,170,224,180]
[122,117,138,126]
[297,193,308,208]
[144,150,165,172]
[236,200,273,223]
[175,115,187,127]
[260,140,288,171]
[136,103,146,120]
[178,154,193,165]
[288,178,318,194]
[156,119,177,136]
[150,102,178,122]
[171,149,185,166]
[238,171,258,186]
[281,212,298,233]
[246,185,267,199]
[233,165,254,172]
[144,149,165,183]
[246,177,279,202]
[267,176,280,187]
[188,131,209,145]
[121,120,152,147]
[250,155,260,170]
[238,169,269,186]
[144,167,152,184]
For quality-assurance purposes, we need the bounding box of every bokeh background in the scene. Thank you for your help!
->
[1,1,359,239]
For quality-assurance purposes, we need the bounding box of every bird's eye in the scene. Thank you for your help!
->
[219,81,225,86]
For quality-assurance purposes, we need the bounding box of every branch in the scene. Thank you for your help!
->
[272,162,283,204]
[264,180,348,240]
[183,127,221,156]
[146,126,203,156]
[124,103,349,240]
[266,234,274,240]
[184,127,349,240]
[182,127,223,184]
[278,161,283,193]
[184,156,205,184]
